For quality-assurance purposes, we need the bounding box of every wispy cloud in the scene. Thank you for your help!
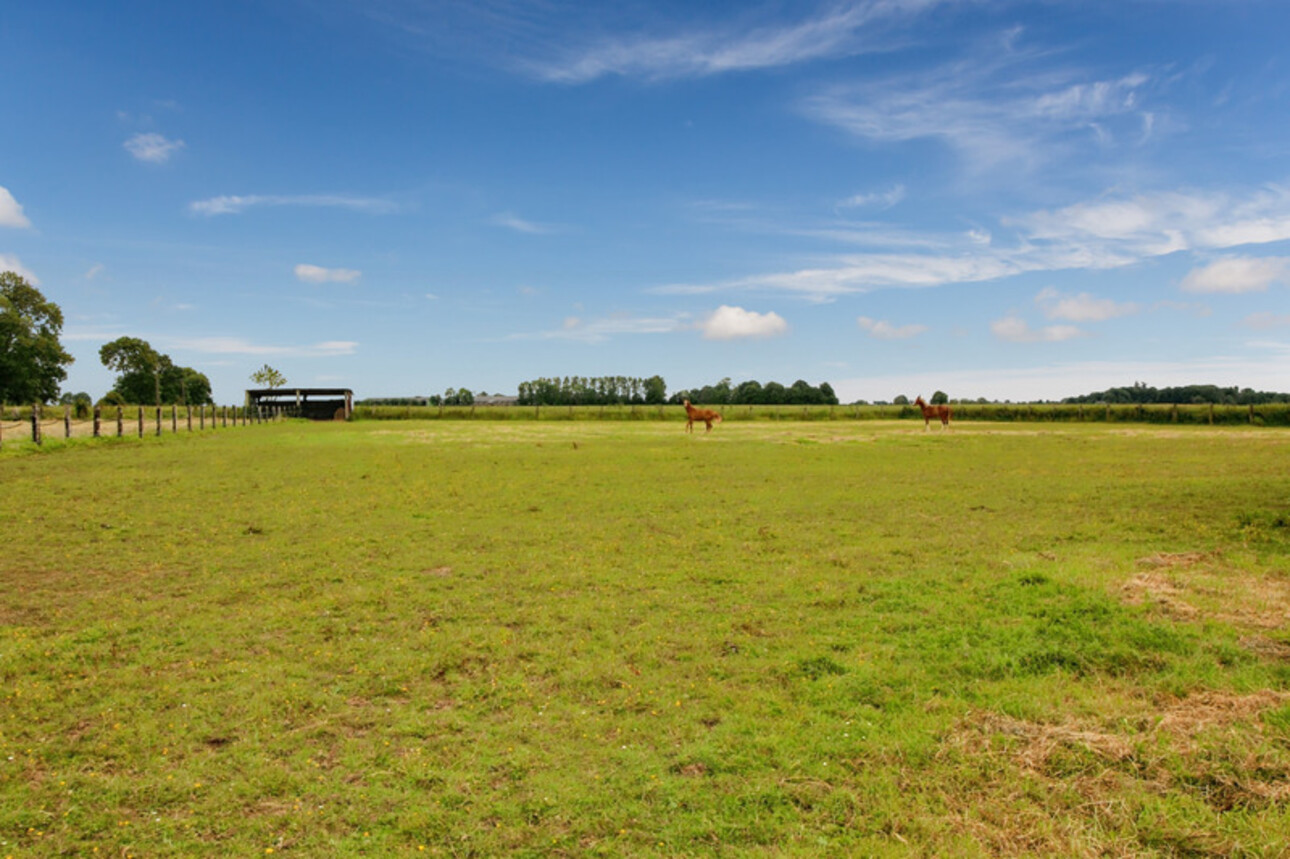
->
[857,316,926,339]
[0,186,31,228]
[1179,256,1290,294]
[990,315,1083,343]
[188,194,399,216]
[84,263,105,280]
[803,44,1156,172]
[652,185,1290,302]
[525,0,944,83]
[295,263,362,284]
[0,253,38,283]
[1035,287,1138,322]
[171,337,358,357]
[1243,311,1290,330]
[837,184,906,211]
[701,305,788,340]
[124,132,186,163]
[491,211,559,234]
[512,312,689,343]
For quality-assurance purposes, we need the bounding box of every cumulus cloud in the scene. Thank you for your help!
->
[990,315,1082,343]
[701,305,788,340]
[189,194,398,216]
[0,186,31,228]
[0,253,38,283]
[1179,256,1290,294]
[857,316,927,339]
[124,132,185,163]
[1035,287,1138,322]
[295,263,362,284]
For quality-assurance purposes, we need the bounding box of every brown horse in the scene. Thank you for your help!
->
[683,399,723,433]
[914,396,952,430]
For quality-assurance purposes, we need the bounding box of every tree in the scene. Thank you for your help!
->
[643,375,667,405]
[100,337,211,405]
[931,391,949,405]
[893,395,910,405]
[0,272,75,404]
[250,364,286,389]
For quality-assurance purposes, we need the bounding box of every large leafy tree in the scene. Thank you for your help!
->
[99,336,212,405]
[0,271,75,404]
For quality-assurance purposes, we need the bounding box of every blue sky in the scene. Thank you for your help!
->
[3,0,1289,403]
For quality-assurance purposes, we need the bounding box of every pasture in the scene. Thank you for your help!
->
[2,420,1289,856]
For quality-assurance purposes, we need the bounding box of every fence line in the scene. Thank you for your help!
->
[0,403,289,450]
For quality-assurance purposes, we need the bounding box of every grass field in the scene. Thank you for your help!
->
[3,420,1290,856]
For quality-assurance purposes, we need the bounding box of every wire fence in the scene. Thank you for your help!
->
[0,404,283,450]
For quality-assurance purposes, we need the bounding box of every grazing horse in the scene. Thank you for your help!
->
[914,396,952,430]
[683,399,723,434]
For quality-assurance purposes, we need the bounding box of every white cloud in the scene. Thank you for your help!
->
[652,186,1290,302]
[124,132,185,163]
[170,337,358,357]
[514,312,688,343]
[1035,287,1138,322]
[1179,256,1290,294]
[188,194,398,216]
[0,254,38,283]
[491,212,557,234]
[1243,311,1290,330]
[527,0,945,83]
[990,315,1082,343]
[701,305,788,340]
[838,185,906,210]
[295,263,362,284]
[857,316,927,339]
[804,52,1154,172]
[0,186,31,228]
[84,263,105,280]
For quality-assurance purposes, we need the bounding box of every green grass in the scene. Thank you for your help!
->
[3,421,1290,856]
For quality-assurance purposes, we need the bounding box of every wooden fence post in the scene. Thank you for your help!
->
[137,406,144,438]
[186,404,192,431]
[171,405,177,433]
[64,405,72,439]
[222,406,228,428]
[32,404,41,445]
[116,406,123,437]
[94,405,101,437]
[199,405,205,430]
[155,407,162,436]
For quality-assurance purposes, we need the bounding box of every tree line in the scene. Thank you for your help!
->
[1063,382,1290,405]
[669,377,839,406]
[517,376,668,406]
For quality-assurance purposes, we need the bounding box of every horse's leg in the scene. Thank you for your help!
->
[705,418,712,433]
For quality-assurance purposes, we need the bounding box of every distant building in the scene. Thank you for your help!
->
[246,388,353,420]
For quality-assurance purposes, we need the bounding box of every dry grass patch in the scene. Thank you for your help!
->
[940,690,1290,853]
[1123,552,1290,632]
